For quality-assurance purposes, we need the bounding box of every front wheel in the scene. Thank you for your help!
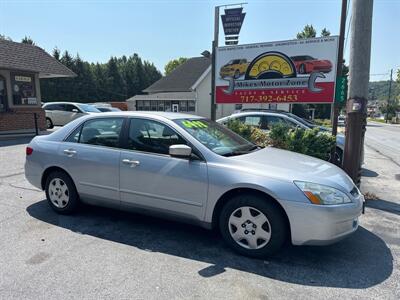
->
[219,194,288,258]
[45,171,80,214]
[46,117,54,129]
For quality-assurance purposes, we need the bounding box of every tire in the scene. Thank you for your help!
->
[45,171,80,214]
[219,194,288,258]
[299,64,306,74]
[46,117,54,129]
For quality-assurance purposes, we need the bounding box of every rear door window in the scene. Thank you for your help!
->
[78,118,124,148]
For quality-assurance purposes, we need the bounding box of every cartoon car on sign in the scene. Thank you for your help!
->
[290,55,332,74]
[219,59,249,79]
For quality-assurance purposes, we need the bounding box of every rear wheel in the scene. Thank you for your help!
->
[219,194,288,258]
[46,117,54,129]
[45,171,79,214]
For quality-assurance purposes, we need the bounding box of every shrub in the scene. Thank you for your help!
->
[226,119,270,147]
[226,120,335,161]
[269,123,336,161]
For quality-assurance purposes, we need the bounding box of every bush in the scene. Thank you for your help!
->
[226,119,270,147]
[269,123,336,161]
[226,120,335,161]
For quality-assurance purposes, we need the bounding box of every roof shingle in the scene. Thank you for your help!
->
[143,57,210,93]
[0,39,76,78]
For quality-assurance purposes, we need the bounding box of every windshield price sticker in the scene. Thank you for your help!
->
[182,120,208,129]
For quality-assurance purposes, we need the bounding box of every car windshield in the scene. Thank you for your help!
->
[282,113,313,128]
[227,59,241,65]
[174,118,259,156]
[77,104,101,113]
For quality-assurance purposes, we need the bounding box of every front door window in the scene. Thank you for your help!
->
[0,76,7,111]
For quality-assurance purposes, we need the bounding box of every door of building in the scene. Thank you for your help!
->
[172,104,179,112]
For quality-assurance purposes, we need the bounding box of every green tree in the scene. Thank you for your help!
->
[296,25,317,39]
[0,34,12,41]
[41,49,161,102]
[21,36,35,45]
[164,57,188,75]
[52,47,61,61]
[321,28,331,37]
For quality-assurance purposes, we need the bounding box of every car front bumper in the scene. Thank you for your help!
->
[280,196,364,246]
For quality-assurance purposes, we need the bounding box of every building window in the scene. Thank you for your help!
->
[165,101,171,112]
[0,76,7,111]
[136,100,143,111]
[188,101,195,112]
[158,101,164,111]
[179,100,187,112]
[143,100,150,111]
[150,101,158,111]
[11,73,37,105]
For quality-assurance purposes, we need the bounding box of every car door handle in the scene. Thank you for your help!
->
[63,149,77,156]
[122,159,140,167]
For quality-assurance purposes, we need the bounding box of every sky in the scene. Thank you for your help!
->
[0,0,399,81]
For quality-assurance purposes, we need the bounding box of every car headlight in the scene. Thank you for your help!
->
[294,181,352,205]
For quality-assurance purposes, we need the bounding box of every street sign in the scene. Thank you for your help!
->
[221,7,246,45]
[335,75,348,103]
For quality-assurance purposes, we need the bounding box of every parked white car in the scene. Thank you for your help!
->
[42,102,100,129]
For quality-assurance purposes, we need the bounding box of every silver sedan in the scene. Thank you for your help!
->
[25,112,364,257]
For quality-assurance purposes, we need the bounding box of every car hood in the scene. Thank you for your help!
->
[228,147,354,192]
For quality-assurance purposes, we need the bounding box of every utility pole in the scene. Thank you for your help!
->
[330,0,347,164]
[210,6,219,121]
[343,0,374,185]
[386,68,393,123]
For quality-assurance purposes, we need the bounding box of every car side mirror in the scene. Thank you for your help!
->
[169,144,192,159]
[72,108,79,113]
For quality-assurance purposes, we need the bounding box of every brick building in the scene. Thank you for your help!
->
[0,39,75,136]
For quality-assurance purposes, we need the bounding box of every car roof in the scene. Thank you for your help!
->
[85,111,203,121]
[43,101,84,106]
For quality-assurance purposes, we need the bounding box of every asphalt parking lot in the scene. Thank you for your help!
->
[0,135,399,299]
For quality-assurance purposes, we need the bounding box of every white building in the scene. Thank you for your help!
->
[127,57,289,119]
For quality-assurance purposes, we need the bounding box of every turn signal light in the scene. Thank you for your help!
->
[26,147,33,156]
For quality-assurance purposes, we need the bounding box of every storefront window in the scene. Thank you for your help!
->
[11,73,37,105]
[165,101,171,112]
[179,101,187,112]
[158,101,164,111]
[188,101,195,112]
[136,100,143,111]
[0,76,7,111]
[150,101,158,111]
[144,101,150,111]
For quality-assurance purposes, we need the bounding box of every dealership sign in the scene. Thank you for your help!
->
[215,37,339,104]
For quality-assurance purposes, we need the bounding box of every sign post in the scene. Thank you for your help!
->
[211,3,247,121]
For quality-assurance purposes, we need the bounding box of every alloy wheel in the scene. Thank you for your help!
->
[228,206,272,250]
[48,178,69,208]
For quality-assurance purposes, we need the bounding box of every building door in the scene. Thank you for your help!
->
[172,104,179,112]
[0,76,7,111]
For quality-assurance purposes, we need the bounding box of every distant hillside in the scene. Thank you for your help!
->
[368,80,400,101]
